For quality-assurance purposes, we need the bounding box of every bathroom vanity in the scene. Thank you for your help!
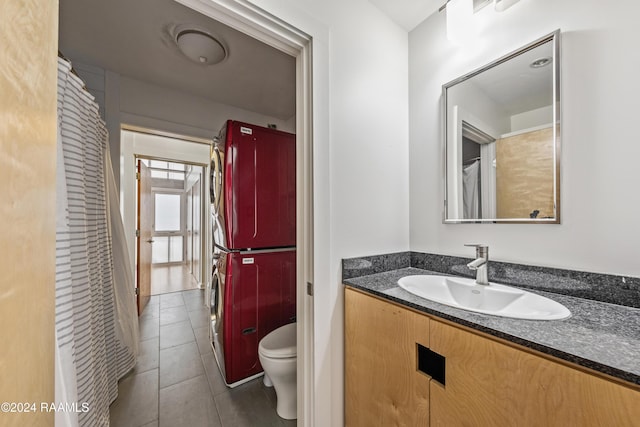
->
[343,254,640,426]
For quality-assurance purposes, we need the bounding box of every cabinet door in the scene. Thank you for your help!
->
[345,288,431,427]
[429,319,640,426]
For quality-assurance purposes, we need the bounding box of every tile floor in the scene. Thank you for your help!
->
[109,289,296,427]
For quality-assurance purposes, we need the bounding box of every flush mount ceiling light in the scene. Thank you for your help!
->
[530,57,552,68]
[175,28,227,65]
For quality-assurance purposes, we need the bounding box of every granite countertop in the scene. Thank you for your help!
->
[344,267,640,387]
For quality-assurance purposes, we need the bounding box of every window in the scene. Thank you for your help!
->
[149,160,186,181]
[152,236,183,264]
[155,193,181,231]
[152,192,183,264]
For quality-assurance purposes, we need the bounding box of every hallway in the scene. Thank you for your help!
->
[109,289,296,427]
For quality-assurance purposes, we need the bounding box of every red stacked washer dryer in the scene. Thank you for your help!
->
[209,120,296,387]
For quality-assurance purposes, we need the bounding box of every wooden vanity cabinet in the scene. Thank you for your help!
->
[345,287,431,426]
[429,319,640,426]
[345,287,640,427]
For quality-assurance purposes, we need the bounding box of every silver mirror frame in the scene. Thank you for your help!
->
[442,30,561,224]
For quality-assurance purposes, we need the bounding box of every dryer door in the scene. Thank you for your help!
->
[211,145,223,213]
[210,252,227,379]
[211,143,228,250]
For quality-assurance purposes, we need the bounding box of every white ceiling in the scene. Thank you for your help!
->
[59,0,296,120]
[469,41,553,116]
[368,0,442,31]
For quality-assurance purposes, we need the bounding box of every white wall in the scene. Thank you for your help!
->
[448,80,510,136]
[73,61,295,190]
[510,105,553,132]
[243,1,410,425]
[409,0,640,277]
[327,13,409,423]
[118,75,295,137]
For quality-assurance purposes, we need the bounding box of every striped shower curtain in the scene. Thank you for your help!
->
[55,58,138,426]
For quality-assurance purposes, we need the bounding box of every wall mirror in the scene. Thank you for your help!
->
[443,30,560,223]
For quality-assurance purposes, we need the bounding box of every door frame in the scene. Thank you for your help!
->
[136,159,153,314]
[127,133,211,299]
[175,0,315,424]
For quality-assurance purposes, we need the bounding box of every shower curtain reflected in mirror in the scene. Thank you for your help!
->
[463,160,481,219]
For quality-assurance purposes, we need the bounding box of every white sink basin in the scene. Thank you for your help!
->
[397,275,571,320]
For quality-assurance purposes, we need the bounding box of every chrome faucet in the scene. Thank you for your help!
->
[465,244,489,285]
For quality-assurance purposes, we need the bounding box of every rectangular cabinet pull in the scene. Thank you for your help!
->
[417,343,446,386]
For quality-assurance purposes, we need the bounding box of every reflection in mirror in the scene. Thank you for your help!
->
[443,30,560,223]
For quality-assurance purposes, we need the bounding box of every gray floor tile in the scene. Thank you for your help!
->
[188,307,210,329]
[263,383,278,407]
[194,326,213,355]
[109,369,159,427]
[159,375,221,427]
[113,289,287,427]
[146,295,160,309]
[160,320,195,349]
[201,352,229,397]
[193,325,208,341]
[131,337,159,375]
[159,341,205,388]
[159,305,189,326]
[182,289,203,299]
[215,379,293,427]
[139,313,160,340]
[184,294,206,312]
[160,292,185,309]
[141,301,160,320]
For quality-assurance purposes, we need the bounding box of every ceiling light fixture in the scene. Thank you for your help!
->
[445,0,476,45]
[530,57,552,68]
[441,0,522,45]
[175,28,227,66]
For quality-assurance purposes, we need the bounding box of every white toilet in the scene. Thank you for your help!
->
[258,322,297,420]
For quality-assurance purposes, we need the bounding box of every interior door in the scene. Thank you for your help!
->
[137,159,152,315]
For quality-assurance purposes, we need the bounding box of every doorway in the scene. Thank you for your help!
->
[136,157,205,299]
[126,128,211,315]
[59,0,314,422]
[166,2,315,423]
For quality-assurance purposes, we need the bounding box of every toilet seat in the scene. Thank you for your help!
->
[259,323,296,359]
